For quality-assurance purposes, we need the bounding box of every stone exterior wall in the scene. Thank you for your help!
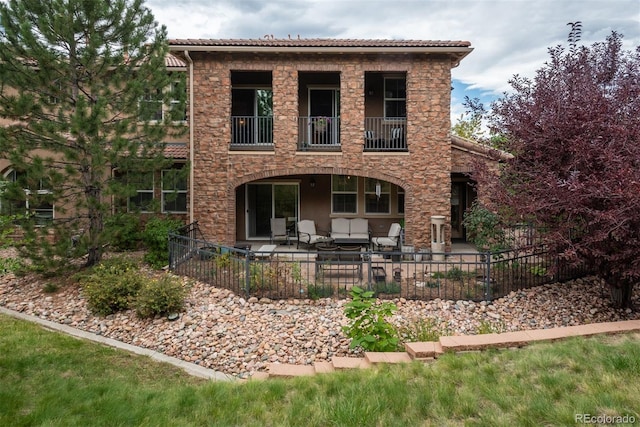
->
[189,51,454,249]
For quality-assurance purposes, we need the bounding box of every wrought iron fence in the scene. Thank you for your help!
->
[169,224,590,302]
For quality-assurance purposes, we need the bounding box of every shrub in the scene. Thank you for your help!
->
[307,283,334,299]
[141,216,184,268]
[398,317,446,343]
[372,281,401,295]
[135,275,189,318]
[80,257,144,315]
[0,257,23,275]
[342,286,400,352]
[104,213,142,251]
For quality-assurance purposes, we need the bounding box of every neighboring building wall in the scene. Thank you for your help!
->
[189,52,453,249]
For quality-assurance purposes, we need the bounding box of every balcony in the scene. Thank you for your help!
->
[297,116,341,151]
[364,117,407,152]
[230,116,273,150]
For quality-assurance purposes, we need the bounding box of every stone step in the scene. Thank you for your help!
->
[364,351,412,364]
[268,363,315,378]
[331,356,371,370]
[313,361,335,374]
[404,341,443,359]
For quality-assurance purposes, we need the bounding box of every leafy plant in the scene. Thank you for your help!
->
[372,281,401,295]
[141,216,184,268]
[134,275,189,318]
[306,283,334,300]
[476,319,506,335]
[462,201,510,252]
[104,212,142,251]
[79,257,144,315]
[398,317,446,343]
[445,267,465,281]
[342,286,400,352]
[0,257,23,275]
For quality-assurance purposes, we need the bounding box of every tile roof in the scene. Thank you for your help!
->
[163,143,188,159]
[168,38,471,49]
[165,53,186,68]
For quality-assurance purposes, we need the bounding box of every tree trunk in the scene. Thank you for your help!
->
[84,185,103,267]
[609,282,634,309]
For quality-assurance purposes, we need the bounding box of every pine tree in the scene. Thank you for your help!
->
[0,0,185,268]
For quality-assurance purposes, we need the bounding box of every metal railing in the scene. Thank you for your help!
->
[169,228,590,302]
[230,116,273,148]
[298,116,341,150]
[364,117,407,151]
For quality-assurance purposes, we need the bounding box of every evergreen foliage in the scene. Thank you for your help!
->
[0,0,186,268]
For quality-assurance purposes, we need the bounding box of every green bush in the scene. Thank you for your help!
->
[398,317,447,343]
[80,257,144,315]
[0,257,23,275]
[342,286,400,352]
[306,283,334,299]
[372,281,401,295]
[104,213,142,251]
[134,275,189,319]
[141,216,184,268]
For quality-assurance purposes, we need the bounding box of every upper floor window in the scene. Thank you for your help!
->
[331,175,357,214]
[161,166,187,213]
[140,88,163,122]
[169,80,187,122]
[384,77,406,118]
[364,178,390,214]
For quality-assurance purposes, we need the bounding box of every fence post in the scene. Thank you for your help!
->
[245,249,252,298]
[366,249,373,290]
[484,251,492,301]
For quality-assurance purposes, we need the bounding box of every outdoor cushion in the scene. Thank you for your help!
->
[349,218,369,239]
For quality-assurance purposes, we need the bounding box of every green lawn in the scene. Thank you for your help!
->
[1,314,639,426]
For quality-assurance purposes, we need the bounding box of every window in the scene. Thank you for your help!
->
[331,175,357,214]
[398,187,405,214]
[140,88,163,121]
[162,167,187,213]
[128,171,154,212]
[1,169,54,225]
[169,80,186,122]
[365,178,390,214]
[384,77,406,118]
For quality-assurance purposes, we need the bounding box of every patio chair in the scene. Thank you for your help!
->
[388,127,405,148]
[297,219,330,248]
[372,222,402,250]
[270,217,290,245]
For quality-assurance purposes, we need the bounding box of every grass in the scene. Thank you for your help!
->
[1,314,640,426]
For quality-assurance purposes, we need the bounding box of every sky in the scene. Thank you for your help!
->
[148,0,639,122]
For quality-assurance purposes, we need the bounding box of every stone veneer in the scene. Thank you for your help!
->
[188,51,454,249]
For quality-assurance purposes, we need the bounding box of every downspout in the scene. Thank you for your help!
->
[184,49,195,224]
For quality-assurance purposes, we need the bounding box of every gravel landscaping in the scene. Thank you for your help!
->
[1,253,638,379]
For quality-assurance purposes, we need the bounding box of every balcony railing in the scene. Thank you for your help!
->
[298,116,341,151]
[231,116,273,149]
[364,117,407,152]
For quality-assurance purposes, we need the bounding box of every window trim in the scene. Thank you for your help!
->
[127,171,155,213]
[161,167,187,214]
[331,175,358,215]
[383,76,407,119]
[364,178,391,214]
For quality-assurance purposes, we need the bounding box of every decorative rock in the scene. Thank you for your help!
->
[1,261,638,380]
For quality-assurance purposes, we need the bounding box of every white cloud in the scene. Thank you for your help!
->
[147,0,640,119]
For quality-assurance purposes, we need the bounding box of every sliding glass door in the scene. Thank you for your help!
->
[246,183,299,239]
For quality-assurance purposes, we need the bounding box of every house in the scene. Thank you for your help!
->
[0,54,190,223]
[168,37,505,251]
[1,37,507,252]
